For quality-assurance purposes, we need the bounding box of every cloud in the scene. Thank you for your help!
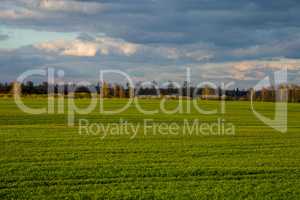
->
[95,37,139,56]
[232,59,300,72]
[183,50,214,61]
[229,36,300,59]
[34,0,105,13]
[34,36,139,57]
[0,9,41,19]
[0,0,105,21]
[1,0,300,86]
[33,35,214,62]
[2,43,300,87]
[1,0,299,47]
[192,58,300,81]
[35,39,98,57]
[144,46,215,61]
[0,34,9,41]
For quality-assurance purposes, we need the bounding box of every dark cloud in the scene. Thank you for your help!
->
[2,0,300,48]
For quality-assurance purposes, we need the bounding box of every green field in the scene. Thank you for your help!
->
[1,98,300,199]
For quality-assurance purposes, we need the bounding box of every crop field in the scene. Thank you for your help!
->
[0,98,300,199]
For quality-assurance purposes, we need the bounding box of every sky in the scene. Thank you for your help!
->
[1,0,300,88]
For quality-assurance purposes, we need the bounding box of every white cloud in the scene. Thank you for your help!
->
[34,36,215,61]
[232,59,300,71]
[191,58,300,81]
[95,37,139,56]
[34,36,139,57]
[35,39,100,57]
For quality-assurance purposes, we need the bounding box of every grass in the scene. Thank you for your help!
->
[0,98,300,199]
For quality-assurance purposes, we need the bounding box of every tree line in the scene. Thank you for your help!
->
[2,81,300,102]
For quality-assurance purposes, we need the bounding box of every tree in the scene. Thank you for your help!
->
[119,86,125,98]
[11,81,21,96]
[101,81,109,98]
[202,86,210,100]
